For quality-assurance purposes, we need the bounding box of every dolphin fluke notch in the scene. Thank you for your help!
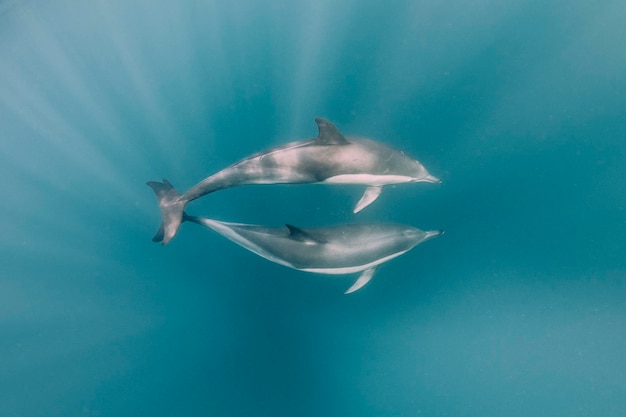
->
[314,118,350,146]
[146,179,186,245]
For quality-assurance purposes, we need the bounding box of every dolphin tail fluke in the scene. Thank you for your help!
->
[345,267,378,294]
[147,179,186,245]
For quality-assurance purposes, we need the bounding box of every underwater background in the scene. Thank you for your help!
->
[1,0,625,416]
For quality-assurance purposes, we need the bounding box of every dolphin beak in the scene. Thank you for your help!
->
[424,230,444,240]
[423,174,442,184]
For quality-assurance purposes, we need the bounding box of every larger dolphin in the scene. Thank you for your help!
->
[182,213,442,294]
[148,118,440,244]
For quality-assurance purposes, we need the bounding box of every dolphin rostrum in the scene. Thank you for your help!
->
[182,213,442,294]
[148,118,440,245]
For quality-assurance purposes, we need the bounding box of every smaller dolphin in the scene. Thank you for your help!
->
[182,213,442,294]
[148,118,440,245]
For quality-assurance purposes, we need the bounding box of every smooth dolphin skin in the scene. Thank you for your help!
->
[182,213,442,294]
[148,118,440,245]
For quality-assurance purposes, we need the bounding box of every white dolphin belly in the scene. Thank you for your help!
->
[322,174,415,185]
[298,250,409,274]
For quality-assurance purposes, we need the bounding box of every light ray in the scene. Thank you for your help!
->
[287,0,358,138]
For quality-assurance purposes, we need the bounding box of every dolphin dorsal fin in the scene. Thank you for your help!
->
[314,118,350,145]
[285,224,323,245]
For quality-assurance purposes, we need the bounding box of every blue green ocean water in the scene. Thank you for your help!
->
[1,1,625,416]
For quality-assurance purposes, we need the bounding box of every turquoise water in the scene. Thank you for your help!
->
[1,1,625,416]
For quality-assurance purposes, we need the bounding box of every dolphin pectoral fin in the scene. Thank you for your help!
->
[353,185,383,213]
[345,267,377,294]
[314,118,350,146]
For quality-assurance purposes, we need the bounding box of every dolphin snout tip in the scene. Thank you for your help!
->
[426,230,444,239]
[423,174,442,184]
